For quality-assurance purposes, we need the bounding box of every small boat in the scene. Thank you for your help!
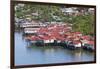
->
[82,41,95,52]
[67,40,82,50]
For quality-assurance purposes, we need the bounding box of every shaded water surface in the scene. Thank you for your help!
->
[15,32,94,65]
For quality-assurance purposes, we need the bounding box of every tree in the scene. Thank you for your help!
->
[15,4,63,22]
[72,14,94,35]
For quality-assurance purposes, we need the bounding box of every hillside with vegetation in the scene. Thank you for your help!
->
[15,3,95,36]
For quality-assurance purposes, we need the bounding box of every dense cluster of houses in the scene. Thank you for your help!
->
[22,22,95,52]
[15,6,94,25]
[61,7,94,16]
[15,4,95,52]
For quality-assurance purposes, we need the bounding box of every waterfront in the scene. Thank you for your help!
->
[15,32,94,65]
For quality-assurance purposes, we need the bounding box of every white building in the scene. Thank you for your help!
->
[61,7,79,15]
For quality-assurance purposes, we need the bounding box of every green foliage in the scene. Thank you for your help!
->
[15,4,63,22]
[72,14,94,35]
[15,3,95,35]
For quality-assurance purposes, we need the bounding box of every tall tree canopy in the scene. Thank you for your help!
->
[72,14,94,35]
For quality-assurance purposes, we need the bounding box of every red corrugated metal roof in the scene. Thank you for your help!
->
[38,35,50,40]
[88,41,94,45]
[81,35,90,40]
[73,40,81,44]
[31,36,41,40]
[25,24,95,43]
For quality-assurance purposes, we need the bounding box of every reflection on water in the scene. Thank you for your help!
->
[15,32,94,65]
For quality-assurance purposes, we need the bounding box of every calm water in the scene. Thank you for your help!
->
[15,32,94,65]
